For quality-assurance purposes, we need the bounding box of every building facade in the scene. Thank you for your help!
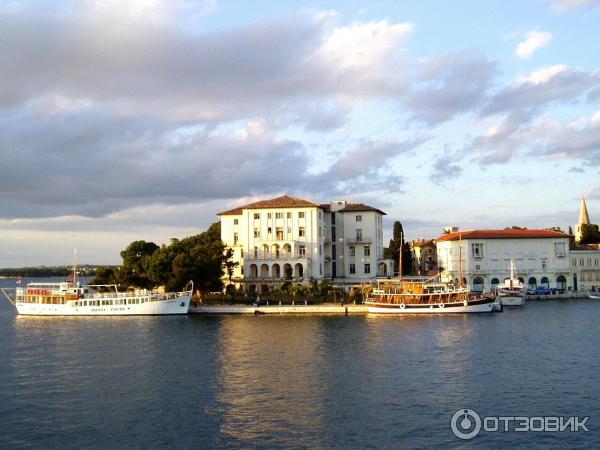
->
[409,239,438,276]
[571,244,600,291]
[219,195,393,293]
[436,229,572,292]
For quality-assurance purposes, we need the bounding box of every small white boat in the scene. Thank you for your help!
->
[496,260,525,306]
[589,294,600,299]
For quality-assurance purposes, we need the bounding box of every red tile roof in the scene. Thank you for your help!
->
[337,203,386,215]
[572,243,600,251]
[218,195,321,216]
[436,229,570,241]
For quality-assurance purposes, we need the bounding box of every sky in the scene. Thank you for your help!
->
[1,0,600,266]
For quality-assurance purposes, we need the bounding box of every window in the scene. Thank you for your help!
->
[254,246,258,257]
[299,227,305,237]
[475,264,480,271]
[364,264,370,274]
[319,245,322,255]
[554,242,566,257]
[471,243,483,258]
[254,213,260,220]
[276,227,283,240]
[299,245,306,257]
[254,228,260,238]
[275,212,283,219]
[320,263,322,275]
[350,246,355,256]
[233,232,238,244]
[287,212,292,219]
[299,212,305,219]
[356,229,363,242]
[542,260,547,269]
[356,215,362,222]
[350,264,356,274]
[267,227,272,235]
[234,219,238,225]
[573,259,577,267]
[364,245,370,256]
[241,249,244,258]
[287,227,292,235]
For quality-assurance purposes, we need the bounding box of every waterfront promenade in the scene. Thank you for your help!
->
[189,303,367,314]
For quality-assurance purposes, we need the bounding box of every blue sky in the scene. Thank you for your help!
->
[1,0,600,266]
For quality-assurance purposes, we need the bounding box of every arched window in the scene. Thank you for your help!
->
[541,277,549,289]
[518,277,524,284]
[472,277,484,292]
[556,275,566,290]
[260,264,269,278]
[528,277,537,289]
[294,263,304,278]
[272,263,281,279]
[491,278,500,291]
[283,263,293,279]
[250,264,258,278]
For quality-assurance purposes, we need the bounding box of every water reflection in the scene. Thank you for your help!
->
[214,316,327,447]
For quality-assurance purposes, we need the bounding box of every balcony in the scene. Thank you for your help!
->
[245,254,309,263]
[345,236,372,245]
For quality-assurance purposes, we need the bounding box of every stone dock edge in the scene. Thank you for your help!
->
[189,304,367,314]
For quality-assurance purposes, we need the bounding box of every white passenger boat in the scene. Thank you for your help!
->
[2,249,192,316]
[8,282,192,316]
[496,260,525,306]
[365,278,495,314]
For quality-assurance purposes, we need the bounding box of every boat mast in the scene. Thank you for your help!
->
[399,228,403,284]
[72,246,78,285]
[458,234,463,289]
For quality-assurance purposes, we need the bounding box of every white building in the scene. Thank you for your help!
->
[218,195,393,293]
[436,229,572,292]
[571,244,600,292]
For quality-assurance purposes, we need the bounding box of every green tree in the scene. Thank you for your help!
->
[579,223,600,244]
[383,220,412,275]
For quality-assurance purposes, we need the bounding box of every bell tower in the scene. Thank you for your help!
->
[575,195,591,243]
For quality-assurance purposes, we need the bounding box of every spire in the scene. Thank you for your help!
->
[579,195,590,226]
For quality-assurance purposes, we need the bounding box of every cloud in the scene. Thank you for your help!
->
[515,31,552,59]
[404,52,497,125]
[0,110,312,218]
[0,4,414,129]
[429,148,464,183]
[482,65,600,119]
[548,0,600,13]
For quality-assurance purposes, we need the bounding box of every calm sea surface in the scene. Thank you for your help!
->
[1,278,599,449]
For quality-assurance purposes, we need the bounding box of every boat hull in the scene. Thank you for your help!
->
[15,296,191,316]
[498,295,525,306]
[366,299,494,314]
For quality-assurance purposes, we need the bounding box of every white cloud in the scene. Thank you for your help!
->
[516,64,568,85]
[515,30,552,59]
[548,0,600,13]
[317,19,413,70]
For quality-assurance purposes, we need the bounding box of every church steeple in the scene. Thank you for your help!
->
[575,194,592,243]
[579,195,590,226]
